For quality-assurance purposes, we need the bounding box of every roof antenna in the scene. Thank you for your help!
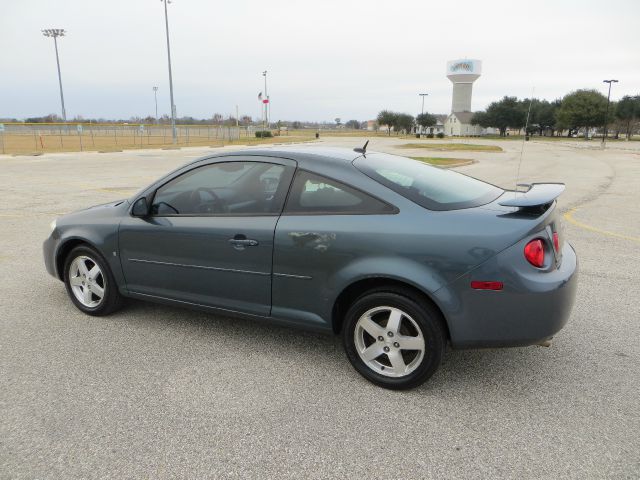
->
[514,87,535,195]
[354,140,369,154]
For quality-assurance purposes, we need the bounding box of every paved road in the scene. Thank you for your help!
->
[1,138,638,478]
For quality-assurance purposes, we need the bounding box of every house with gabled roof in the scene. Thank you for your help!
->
[444,111,484,136]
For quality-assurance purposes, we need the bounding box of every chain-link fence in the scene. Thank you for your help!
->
[0,123,301,154]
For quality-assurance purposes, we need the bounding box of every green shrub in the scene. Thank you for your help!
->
[436,132,445,139]
[255,130,273,138]
[426,133,434,138]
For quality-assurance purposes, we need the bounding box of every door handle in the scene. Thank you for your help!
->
[229,239,259,246]
[228,235,259,249]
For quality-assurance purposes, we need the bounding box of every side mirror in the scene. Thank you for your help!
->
[131,197,150,217]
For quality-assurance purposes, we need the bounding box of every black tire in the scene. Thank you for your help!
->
[63,245,123,316]
[342,287,445,390]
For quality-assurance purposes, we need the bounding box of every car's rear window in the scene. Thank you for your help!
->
[354,153,503,211]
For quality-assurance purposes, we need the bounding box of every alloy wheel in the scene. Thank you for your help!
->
[68,255,105,308]
[354,306,425,378]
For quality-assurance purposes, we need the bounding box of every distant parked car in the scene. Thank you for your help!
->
[43,147,578,389]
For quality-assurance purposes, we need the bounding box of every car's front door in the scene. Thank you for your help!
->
[119,157,295,316]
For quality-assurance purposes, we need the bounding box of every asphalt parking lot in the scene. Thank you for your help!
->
[1,138,638,478]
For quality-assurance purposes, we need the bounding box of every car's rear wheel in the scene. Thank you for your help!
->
[63,245,122,316]
[343,288,445,390]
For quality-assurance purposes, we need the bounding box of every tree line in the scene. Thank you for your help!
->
[19,113,256,126]
[472,91,640,139]
[12,114,366,130]
[375,111,437,135]
[372,90,639,139]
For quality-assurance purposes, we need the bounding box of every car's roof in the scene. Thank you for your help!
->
[190,145,363,168]
[132,146,367,201]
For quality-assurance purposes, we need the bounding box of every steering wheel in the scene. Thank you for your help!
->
[189,187,224,213]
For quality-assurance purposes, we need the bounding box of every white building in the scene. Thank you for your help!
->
[444,112,483,136]
[417,115,446,136]
[365,120,378,131]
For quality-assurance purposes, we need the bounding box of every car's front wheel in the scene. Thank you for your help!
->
[343,288,445,390]
[63,245,122,316]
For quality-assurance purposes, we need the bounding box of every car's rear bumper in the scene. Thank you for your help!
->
[435,241,578,348]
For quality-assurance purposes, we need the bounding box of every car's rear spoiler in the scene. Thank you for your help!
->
[498,183,565,208]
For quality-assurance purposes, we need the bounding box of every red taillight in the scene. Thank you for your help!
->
[471,281,503,290]
[553,231,560,252]
[524,239,545,267]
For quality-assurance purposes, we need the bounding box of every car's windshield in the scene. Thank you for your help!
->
[354,153,503,211]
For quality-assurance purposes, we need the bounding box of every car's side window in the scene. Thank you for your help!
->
[151,161,290,216]
[283,170,395,215]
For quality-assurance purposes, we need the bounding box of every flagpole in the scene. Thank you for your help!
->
[263,70,268,130]
[261,92,265,133]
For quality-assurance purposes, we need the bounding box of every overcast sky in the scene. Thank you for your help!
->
[2,0,639,122]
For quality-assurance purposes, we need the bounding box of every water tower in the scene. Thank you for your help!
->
[446,59,482,113]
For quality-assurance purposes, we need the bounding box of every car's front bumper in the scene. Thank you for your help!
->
[43,233,59,279]
[435,241,579,348]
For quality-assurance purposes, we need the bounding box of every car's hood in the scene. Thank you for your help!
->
[84,199,128,210]
[57,199,129,226]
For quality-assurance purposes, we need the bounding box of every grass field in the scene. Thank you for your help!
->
[313,130,414,138]
[3,126,634,155]
[481,134,640,142]
[400,143,503,152]
[0,130,317,155]
[410,156,474,167]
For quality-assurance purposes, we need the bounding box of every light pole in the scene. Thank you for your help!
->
[161,0,177,143]
[419,93,429,116]
[418,93,428,134]
[153,86,159,123]
[602,79,618,147]
[262,70,268,130]
[42,29,67,122]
